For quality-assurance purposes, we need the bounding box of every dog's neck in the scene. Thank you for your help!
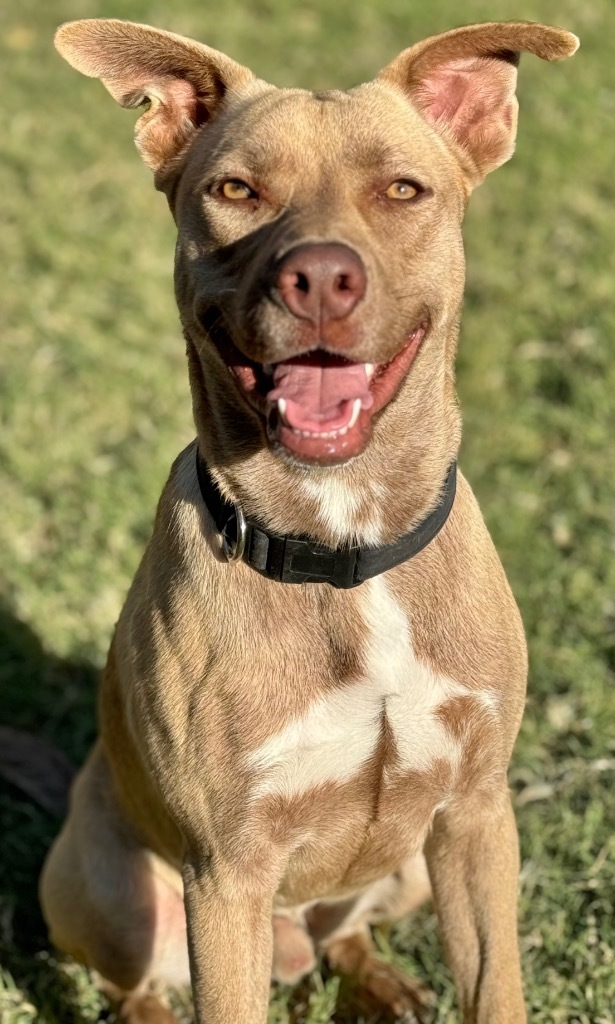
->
[194,446,457,585]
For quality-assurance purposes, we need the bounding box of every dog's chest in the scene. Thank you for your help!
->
[247,576,476,803]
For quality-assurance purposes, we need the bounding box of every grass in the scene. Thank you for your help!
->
[1,0,614,1020]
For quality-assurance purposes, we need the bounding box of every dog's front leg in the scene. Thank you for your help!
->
[425,787,526,1024]
[183,854,280,1024]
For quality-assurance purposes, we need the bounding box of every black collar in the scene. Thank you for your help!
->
[195,448,456,589]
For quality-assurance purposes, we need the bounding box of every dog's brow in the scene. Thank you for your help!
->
[240,144,280,166]
[212,134,418,180]
[211,142,307,182]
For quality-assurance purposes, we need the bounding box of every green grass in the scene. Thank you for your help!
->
[1,0,614,1020]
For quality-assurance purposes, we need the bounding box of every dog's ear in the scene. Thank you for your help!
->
[378,22,578,184]
[54,19,255,176]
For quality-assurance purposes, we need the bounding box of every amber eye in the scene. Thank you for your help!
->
[221,179,257,201]
[385,180,419,201]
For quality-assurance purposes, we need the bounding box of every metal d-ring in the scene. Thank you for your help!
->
[221,505,247,562]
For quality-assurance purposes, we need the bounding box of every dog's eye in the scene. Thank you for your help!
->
[385,181,419,201]
[221,180,257,201]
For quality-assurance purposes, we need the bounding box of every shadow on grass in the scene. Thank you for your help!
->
[0,603,101,1022]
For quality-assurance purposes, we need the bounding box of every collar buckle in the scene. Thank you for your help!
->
[280,537,360,588]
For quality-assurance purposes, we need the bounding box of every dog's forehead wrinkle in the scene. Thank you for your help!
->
[311,90,344,103]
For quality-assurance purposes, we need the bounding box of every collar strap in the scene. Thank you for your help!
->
[196,448,456,589]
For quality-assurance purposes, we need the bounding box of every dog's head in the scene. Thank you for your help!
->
[55,20,577,471]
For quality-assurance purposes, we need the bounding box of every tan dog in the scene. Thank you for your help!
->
[41,18,578,1024]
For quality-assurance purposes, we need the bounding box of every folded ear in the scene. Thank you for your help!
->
[378,21,578,184]
[54,19,255,176]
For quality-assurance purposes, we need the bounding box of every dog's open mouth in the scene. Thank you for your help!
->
[210,318,428,465]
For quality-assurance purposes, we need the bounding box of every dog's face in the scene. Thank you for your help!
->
[175,82,466,465]
[55,20,577,469]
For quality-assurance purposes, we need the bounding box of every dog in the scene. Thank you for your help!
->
[41,18,578,1024]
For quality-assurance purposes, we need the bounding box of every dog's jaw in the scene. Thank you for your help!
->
[214,321,429,467]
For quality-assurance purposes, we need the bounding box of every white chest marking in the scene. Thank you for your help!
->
[301,474,383,545]
[247,577,492,800]
[362,576,469,778]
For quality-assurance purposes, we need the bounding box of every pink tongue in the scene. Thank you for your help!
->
[268,360,373,433]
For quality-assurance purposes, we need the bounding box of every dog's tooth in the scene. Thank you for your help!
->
[348,399,361,429]
[277,398,287,420]
[289,422,355,440]
[365,363,374,379]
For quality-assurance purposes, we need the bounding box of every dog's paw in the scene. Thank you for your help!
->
[324,933,434,1023]
[272,913,317,985]
[356,956,435,1022]
[118,994,179,1024]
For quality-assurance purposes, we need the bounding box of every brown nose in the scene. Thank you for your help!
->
[276,243,366,324]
